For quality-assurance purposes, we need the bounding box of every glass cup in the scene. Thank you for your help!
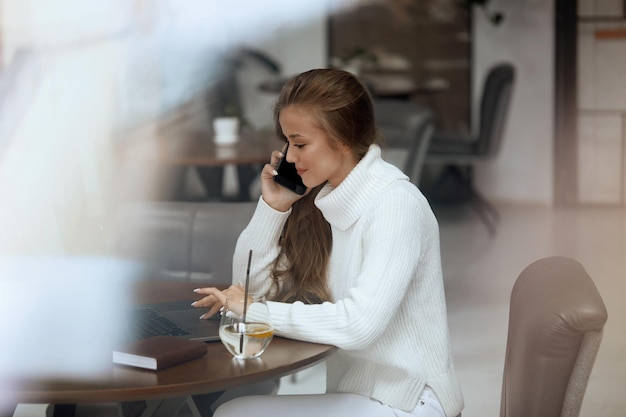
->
[219,293,273,359]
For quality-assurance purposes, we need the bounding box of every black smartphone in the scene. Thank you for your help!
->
[273,144,307,195]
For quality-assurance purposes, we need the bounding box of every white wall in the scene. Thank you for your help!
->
[243,3,328,76]
[473,0,555,205]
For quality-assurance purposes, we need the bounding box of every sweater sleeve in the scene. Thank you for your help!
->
[267,190,436,350]
[232,197,290,296]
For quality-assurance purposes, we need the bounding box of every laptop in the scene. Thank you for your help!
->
[124,300,221,342]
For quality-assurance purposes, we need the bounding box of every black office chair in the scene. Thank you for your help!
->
[374,99,435,186]
[425,63,515,235]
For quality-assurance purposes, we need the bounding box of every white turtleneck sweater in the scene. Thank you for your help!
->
[231,145,463,416]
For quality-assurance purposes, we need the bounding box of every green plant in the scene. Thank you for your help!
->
[222,102,239,118]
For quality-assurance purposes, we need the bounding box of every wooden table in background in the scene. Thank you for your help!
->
[153,130,277,167]
[128,129,281,201]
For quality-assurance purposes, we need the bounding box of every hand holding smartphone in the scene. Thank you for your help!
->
[272,144,307,195]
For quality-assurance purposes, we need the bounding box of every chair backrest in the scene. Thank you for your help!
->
[476,63,515,157]
[501,256,608,417]
[374,99,435,185]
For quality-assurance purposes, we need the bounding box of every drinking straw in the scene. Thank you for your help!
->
[240,249,252,354]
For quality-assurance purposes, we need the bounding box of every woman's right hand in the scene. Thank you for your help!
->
[260,148,307,212]
[192,285,246,319]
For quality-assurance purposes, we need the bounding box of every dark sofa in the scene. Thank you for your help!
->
[111,201,257,284]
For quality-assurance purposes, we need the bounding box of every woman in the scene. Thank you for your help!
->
[193,69,464,417]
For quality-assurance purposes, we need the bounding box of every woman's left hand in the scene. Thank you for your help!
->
[192,285,246,319]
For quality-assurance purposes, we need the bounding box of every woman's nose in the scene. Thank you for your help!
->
[286,148,298,163]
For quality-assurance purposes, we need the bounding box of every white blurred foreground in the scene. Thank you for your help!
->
[0,256,139,379]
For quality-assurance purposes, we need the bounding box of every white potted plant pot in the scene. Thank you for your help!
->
[213,117,240,146]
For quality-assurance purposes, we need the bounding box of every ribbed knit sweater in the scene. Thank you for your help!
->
[232,145,464,416]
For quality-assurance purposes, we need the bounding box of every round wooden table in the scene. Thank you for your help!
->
[1,280,336,414]
[5,337,334,404]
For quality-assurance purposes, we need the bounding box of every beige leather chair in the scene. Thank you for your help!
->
[500,256,608,417]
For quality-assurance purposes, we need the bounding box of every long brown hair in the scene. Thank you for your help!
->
[269,69,379,304]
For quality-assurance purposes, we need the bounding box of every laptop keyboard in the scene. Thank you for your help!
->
[125,307,191,340]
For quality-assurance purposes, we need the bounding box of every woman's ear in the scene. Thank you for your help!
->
[339,142,353,156]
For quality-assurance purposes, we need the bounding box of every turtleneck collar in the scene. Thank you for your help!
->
[314,144,408,231]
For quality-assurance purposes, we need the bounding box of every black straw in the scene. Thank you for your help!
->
[239,249,252,354]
